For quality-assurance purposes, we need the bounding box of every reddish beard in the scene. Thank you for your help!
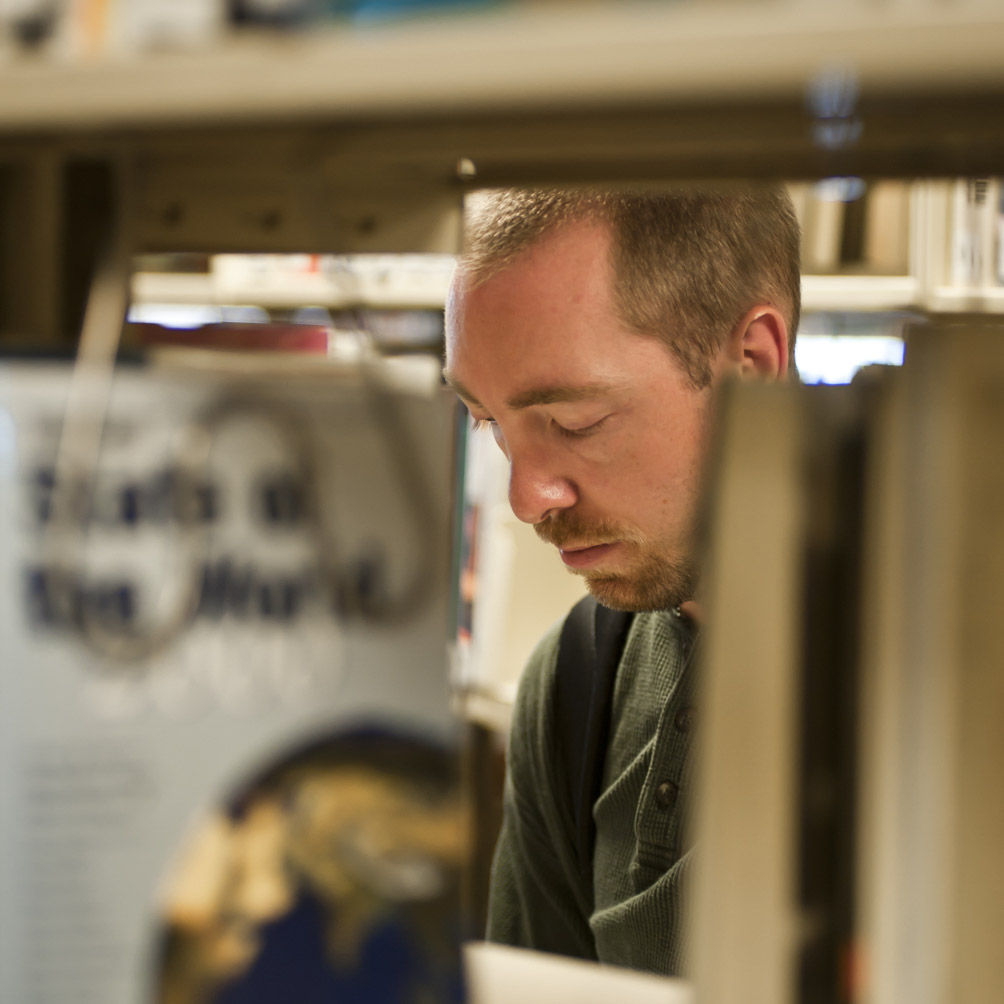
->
[535,508,697,613]
[533,510,640,550]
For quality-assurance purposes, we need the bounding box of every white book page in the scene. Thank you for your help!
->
[464,942,694,1004]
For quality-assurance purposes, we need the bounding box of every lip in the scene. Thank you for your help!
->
[559,542,618,569]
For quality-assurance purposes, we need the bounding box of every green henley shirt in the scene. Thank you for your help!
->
[486,608,697,975]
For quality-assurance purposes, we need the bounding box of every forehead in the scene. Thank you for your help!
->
[446,219,622,374]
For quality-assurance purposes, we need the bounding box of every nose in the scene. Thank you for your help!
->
[507,452,578,525]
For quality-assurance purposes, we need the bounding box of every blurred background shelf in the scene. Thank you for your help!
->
[801,275,919,313]
[7,5,1004,351]
[134,266,927,315]
[925,286,1004,312]
[132,254,455,309]
[3,3,1004,131]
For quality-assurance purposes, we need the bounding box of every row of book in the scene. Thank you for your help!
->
[791,177,1004,289]
[946,176,1004,288]
[790,178,912,276]
[696,316,1004,1004]
[0,0,497,58]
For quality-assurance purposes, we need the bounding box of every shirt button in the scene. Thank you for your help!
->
[675,706,696,733]
[655,780,679,810]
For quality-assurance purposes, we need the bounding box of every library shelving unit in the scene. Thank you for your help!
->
[5,5,1004,998]
[4,2,1004,344]
[797,178,1004,315]
[4,0,1004,730]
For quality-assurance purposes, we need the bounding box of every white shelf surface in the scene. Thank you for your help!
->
[132,273,216,304]
[136,267,949,315]
[132,254,455,309]
[455,685,517,736]
[3,3,1004,131]
[925,286,1004,314]
[801,274,920,313]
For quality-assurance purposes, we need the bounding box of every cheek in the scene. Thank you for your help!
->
[628,436,705,512]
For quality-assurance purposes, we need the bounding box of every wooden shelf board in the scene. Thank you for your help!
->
[3,4,1004,132]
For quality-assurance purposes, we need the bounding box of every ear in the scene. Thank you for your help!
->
[724,305,789,381]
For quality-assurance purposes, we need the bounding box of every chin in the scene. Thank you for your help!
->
[584,577,679,614]
[584,557,697,613]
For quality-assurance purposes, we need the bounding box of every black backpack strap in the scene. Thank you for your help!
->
[554,595,635,894]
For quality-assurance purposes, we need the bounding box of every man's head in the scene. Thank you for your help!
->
[444,186,800,612]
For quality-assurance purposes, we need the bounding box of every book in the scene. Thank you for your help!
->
[694,319,1004,1004]
[0,354,466,1004]
[863,181,910,275]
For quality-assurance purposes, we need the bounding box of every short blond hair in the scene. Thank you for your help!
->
[460,186,800,387]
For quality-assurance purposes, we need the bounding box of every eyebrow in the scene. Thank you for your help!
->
[442,371,614,412]
[505,384,613,410]
[441,371,483,408]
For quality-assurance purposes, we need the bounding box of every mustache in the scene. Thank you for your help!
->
[534,510,636,549]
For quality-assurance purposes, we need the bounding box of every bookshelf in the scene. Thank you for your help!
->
[3,3,1004,345]
[128,179,1004,321]
[4,2,1004,703]
[797,178,1004,316]
[1,4,1004,130]
[4,7,1004,996]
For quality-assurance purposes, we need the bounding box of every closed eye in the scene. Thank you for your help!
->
[470,416,496,432]
[554,415,610,439]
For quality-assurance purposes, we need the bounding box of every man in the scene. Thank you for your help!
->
[443,186,800,975]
